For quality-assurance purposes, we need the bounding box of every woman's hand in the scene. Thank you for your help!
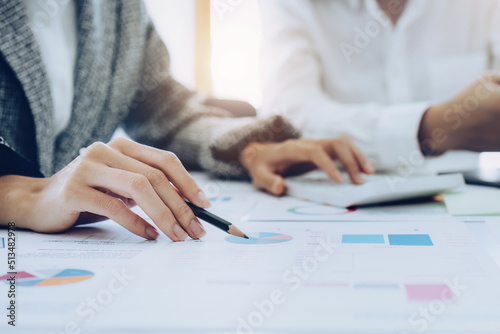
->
[0,138,210,241]
[239,136,374,195]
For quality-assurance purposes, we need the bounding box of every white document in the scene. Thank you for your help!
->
[79,219,500,333]
[0,220,161,332]
[487,218,500,245]
[286,171,465,208]
[1,175,498,333]
[246,192,451,222]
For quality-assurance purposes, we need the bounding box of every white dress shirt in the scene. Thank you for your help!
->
[259,0,500,171]
[23,0,77,136]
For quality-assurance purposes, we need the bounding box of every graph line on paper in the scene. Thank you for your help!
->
[288,204,355,216]
[226,232,293,245]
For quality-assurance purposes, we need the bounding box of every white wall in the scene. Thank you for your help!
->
[144,0,262,106]
[210,0,262,106]
[144,0,196,90]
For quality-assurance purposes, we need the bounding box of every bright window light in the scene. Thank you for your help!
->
[210,0,262,107]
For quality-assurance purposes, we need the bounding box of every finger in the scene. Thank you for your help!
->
[94,146,205,239]
[110,138,210,208]
[95,187,137,208]
[304,144,344,182]
[278,140,344,182]
[251,165,285,196]
[347,141,375,174]
[362,159,375,175]
[86,166,188,242]
[327,140,364,184]
[108,194,136,209]
[79,188,159,240]
[483,73,500,85]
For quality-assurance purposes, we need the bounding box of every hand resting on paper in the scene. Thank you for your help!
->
[0,138,210,241]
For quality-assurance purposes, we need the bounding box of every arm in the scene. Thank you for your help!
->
[122,22,299,178]
[0,137,43,230]
[0,137,215,240]
[259,0,429,170]
[260,0,500,169]
[122,19,372,191]
[0,9,372,237]
[417,2,500,155]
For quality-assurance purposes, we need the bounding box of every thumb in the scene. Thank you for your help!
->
[252,166,286,196]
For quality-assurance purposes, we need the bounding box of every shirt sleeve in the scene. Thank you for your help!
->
[489,1,500,70]
[259,0,429,170]
[122,21,300,179]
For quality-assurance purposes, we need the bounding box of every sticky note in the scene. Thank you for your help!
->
[443,186,500,216]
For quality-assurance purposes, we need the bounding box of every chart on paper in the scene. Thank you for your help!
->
[245,193,451,221]
[0,269,94,287]
[86,219,500,333]
[226,232,293,244]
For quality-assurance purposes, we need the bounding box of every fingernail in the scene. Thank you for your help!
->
[197,191,211,208]
[173,224,187,241]
[365,160,375,173]
[333,171,343,182]
[145,226,159,240]
[272,178,282,194]
[354,174,364,184]
[190,219,206,239]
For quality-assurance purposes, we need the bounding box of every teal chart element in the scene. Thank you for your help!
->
[226,232,293,245]
[342,234,385,244]
[388,234,434,246]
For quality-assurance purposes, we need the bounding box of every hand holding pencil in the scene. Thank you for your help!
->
[183,200,248,239]
[173,187,248,239]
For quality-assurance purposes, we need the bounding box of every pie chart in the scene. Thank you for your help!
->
[226,232,293,245]
[0,269,94,287]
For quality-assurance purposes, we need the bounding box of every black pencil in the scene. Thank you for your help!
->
[184,200,249,239]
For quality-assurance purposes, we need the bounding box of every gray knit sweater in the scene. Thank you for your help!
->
[0,0,299,178]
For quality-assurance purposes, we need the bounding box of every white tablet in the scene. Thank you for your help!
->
[286,171,465,208]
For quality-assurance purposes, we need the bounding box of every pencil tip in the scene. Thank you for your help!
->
[228,225,248,239]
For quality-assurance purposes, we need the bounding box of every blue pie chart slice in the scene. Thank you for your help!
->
[226,232,293,244]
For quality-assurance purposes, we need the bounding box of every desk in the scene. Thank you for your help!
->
[1,172,500,333]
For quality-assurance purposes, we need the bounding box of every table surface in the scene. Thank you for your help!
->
[1,172,500,334]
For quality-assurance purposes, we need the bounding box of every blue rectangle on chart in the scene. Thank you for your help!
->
[342,234,385,244]
[1,238,4,248]
[388,234,433,246]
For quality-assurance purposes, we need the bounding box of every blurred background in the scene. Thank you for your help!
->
[145,0,261,107]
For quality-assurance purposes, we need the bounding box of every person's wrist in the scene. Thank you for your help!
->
[239,142,266,171]
[418,102,459,155]
[0,175,44,229]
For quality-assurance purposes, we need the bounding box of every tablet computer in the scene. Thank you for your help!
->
[463,169,500,187]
